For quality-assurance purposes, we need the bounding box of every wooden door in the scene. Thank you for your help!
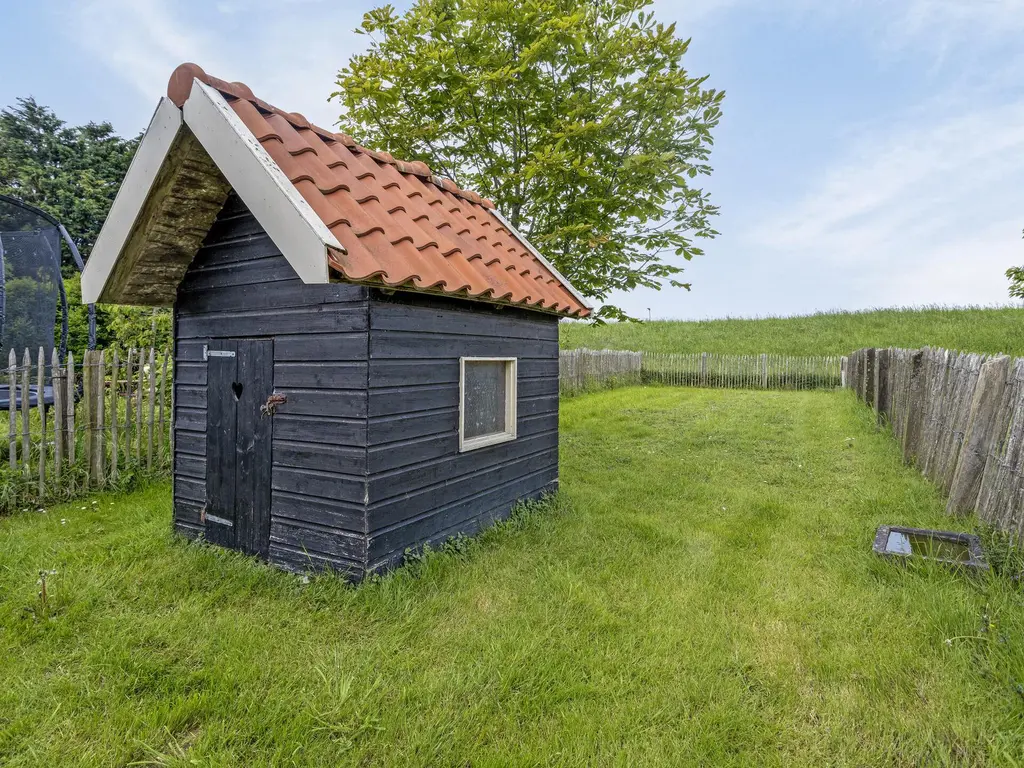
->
[205,339,274,556]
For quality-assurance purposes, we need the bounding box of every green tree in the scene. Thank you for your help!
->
[1008,228,1024,300]
[0,98,136,258]
[0,98,170,352]
[1008,266,1024,300]
[335,0,723,320]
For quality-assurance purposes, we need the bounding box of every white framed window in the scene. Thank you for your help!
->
[459,357,518,452]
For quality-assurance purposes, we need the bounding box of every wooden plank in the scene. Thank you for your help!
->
[864,349,876,407]
[874,348,891,425]
[235,339,274,556]
[83,350,93,478]
[273,333,367,363]
[176,304,368,337]
[271,466,366,506]
[947,355,1010,516]
[274,440,366,474]
[147,347,156,470]
[276,389,367,418]
[20,349,30,476]
[269,518,366,563]
[273,362,367,389]
[158,351,168,464]
[270,491,365,534]
[37,347,45,496]
[8,349,16,470]
[369,301,559,341]
[977,358,1024,532]
[135,350,144,463]
[66,352,76,466]
[902,349,926,464]
[94,350,106,485]
[273,414,366,447]
[935,353,983,494]
[205,339,237,548]
[52,350,63,479]
[111,350,119,482]
[124,349,134,465]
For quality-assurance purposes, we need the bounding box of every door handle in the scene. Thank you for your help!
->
[260,392,287,417]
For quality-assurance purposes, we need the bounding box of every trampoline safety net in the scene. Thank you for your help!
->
[0,198,66,361]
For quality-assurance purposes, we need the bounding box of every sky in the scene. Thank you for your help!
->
[2,0,1022,320]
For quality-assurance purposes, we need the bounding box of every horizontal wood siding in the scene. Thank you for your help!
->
[365,291,560,570]
[172,193,369,574]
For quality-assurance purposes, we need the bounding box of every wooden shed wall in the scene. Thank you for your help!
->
[365,292,560,572]
[173,193,370,574]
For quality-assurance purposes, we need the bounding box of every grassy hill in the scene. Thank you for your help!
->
[561,306,1024,357]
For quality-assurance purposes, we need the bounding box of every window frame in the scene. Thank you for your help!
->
[459,356,518,452]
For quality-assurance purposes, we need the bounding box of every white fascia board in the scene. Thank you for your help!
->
[82,97,183,304]
[488,208,593,310]
[182,79,344,284]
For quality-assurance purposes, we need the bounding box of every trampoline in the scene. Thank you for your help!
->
[0,195,96,409]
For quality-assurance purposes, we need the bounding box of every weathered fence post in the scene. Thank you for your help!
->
[157,350,168,464]
[946,355,1010,516]
[902,349,926,464]
[83,350,94,480]
[37,347,45,496]
[874,348,891,425]
[66,352,76,466]
[20,349,30,477]
[91,350,106,485]
[977,358,1024,535]
[147,347,156,470]
[8,349,16,470]
[864,348,876,408]
[110,350,119,482]
[52,349,63,479]
[135,352,144,463]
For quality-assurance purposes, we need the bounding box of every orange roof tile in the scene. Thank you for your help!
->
[167,63,590,318]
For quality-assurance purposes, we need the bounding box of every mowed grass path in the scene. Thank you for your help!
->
[2,388,1023,765]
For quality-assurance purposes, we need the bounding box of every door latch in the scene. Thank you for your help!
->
[261,392,287,417]
[203,345,235,360]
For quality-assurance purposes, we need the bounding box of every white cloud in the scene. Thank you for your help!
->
[73,0,230,102]
[897,0,1024,40]
[746,96,1024,309]
[66,0,375,130]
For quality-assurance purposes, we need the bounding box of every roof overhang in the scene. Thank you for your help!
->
[82,80,343,306]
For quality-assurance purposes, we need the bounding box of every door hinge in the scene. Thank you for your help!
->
[203,345,236,360]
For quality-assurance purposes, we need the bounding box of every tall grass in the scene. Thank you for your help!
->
[561,305,1024,356]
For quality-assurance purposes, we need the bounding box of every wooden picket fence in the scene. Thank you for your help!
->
[847,347,1024,539]
[559,349,643,395]
[560,348,846,396]
[1,346,172,507]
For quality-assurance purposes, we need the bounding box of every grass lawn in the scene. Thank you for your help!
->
[2,388,1023,765]
[560,306,1024,356]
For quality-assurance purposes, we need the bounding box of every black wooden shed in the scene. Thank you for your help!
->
[82,64,590,579]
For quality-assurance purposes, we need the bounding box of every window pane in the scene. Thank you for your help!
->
[464,361,508,439]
